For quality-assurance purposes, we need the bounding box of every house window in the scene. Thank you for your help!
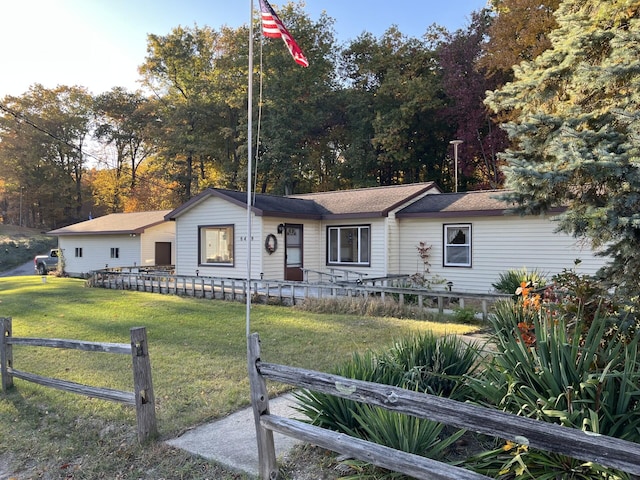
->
[444,224,471,267]
[327,225,370,265]
[200,225,234,266]
[75,247,83,258]
[110,247,119,259]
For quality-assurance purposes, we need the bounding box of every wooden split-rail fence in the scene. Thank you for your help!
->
[248,333,640,480]
[90,270,510,321]
[0,317,157,443]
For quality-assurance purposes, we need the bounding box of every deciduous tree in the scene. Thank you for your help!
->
[437,10,509,190]
[0,85,92,228]
[480,0,561,77]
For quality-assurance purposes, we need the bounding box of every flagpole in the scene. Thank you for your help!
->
[246,0,254,339]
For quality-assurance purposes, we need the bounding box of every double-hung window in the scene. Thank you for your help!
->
[200,225,234,266]
[327,225,370,266]
[444,224,471,267]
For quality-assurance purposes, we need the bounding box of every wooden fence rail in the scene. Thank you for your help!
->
[0,317,157,443]
[248,333,640,480]
[90,271,510,321]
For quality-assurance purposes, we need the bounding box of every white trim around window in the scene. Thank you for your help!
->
[443,224,471,267]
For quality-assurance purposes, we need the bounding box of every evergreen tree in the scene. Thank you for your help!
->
[486,0,640,295]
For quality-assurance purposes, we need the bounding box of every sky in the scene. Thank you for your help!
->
[1,0,488,99]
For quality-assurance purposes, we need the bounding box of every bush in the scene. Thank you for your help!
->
[492,267,547,296]
[452,306,478,323]
[462,285,640,478]
[294,332,480,462]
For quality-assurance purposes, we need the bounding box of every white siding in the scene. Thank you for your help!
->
[59,235,140,276]
[57,221,175,277]
[399,215,609,293]
[259,218,323,280]
[387,189,439,276]
[140,222,176,266]
[174,196,263,278]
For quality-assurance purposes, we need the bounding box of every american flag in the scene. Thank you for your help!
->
[259,0,309,67]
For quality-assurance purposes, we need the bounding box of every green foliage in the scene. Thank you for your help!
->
[0,85,93,228]
[463,293,640,478]
[384,332,480,399]
[0,276,468,478]
[0,226,57,271]
[492,267,547,296]
[473,301,640,440]
[464,440,628,480]
[293,350,386,434]
[348,403,465,459]
[452,306,479,323]
[295,332,478,469]
[486,0,640,297]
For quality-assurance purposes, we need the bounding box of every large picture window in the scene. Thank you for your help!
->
[200,225,234,266]
[444,224,471,267]
[327,225,370,266]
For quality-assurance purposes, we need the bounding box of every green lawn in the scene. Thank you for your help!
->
[0,276,479,479]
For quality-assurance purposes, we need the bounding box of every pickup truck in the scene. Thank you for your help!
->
[34,249,61,275]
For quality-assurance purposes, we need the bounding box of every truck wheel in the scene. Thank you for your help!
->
[38,264,47,275]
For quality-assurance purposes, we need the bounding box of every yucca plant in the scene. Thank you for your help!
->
[464,297,640,478]
[295,331,480,471]
[385,332,480,399]
[349,404,464,458]
[492,267,547,297]
[293,349,387,435]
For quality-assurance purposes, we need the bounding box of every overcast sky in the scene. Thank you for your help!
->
[1,0,488,98]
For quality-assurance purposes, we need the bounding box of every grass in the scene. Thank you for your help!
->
[0,276,480,479]
[0,225,57,272]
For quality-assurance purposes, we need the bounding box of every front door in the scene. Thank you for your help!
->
[155,242,172,266]
[284,224,303,281]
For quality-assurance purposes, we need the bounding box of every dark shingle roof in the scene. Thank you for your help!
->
[165,188,326,220]
[47,210,172,236]
[396,190,514,218]
[166,183,440,220]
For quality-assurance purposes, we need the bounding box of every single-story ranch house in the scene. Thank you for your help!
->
[164,183,608,293]
[47,210,175,277]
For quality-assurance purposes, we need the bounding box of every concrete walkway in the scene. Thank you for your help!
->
[166,394,303,478]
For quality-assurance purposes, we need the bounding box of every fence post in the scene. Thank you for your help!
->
[1,317,13,392]
[130,327,157,443]
[248,333,278,480]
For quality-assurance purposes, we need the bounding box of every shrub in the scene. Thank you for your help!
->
[492,267,547,296]
[295,332,479,462]
[452,306,478,323]
[348,403,464,459]
[463,283,640,478]
[383,332,480,399]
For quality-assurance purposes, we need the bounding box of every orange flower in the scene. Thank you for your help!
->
[517,321,536,347]
[523,293,541,310]
[515,281,531,297]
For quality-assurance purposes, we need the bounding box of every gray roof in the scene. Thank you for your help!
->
[47,210,172,236]
[166,183,440,220]
[290,183,439,218]
[396,190,515,218]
